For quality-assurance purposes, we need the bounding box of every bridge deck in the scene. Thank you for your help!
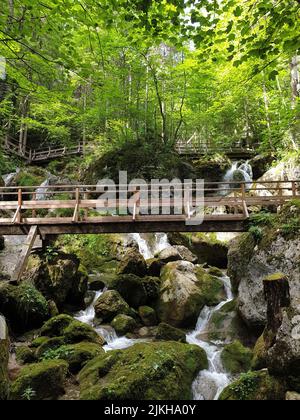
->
[0,181,299,235]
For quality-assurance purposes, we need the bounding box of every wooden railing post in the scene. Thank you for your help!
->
[292,181,297,198]
[241,183,249,219]
[72,187,80,223]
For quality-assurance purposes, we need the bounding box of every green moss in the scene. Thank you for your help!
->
[221,341,253,374]
[138,306,157,326]
[35,337,66,360]
[79,342,208,400]
[251,334,268,371]
[10,359,68,400]
[0,282,49,332]
[16,346,36,364]
[264,272,287,282]
[195,267,226,307]
[39,314,104,345]
[219,370,286,401]
[155,323,186,343]
[111,315,137,336]
[40,342,104,374]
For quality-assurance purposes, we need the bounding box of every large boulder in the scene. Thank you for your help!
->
[117,248,147,277]
[108,274,147,308]
[39,314,104,346]
[10,359,68,400]
[94,290,132,322]
[219,370,286,401]
[138,306,157,326]
[156,261,225,328]
[79,342,208,400]
[168,232,228,268]
[0,315,9,400]
[27,252,88,310]
[228,203,300,330]
[0,282,49,332]
[249,154,275,180]
[221,340,253,374]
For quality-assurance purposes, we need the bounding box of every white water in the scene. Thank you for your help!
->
[2,168,20,186]
[128,233,170,259]
[187,275,234,400]
[75,289,137,352]
[36,178,51,201]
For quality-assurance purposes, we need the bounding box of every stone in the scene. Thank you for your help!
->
[16,346,36,364]
[191,237,228,268]
[286,391,300,400]
[219,370,286,401]
[117,248,147,277]
[108,274,147,308]
[155,246,183,263]
[0,282,49,332]
[173,246,198,263]
[39,314,105,345]
[146,258,163,277]
[79,342,208,400]
[221,340,253,374]
[27,252,88,310]
[138,306,157,326]
[10,359,68,400]
[111,314,137,336]
[155,323,186,343]
[94,290,132,322]
[0,315,9,400]
[157,261,226,328]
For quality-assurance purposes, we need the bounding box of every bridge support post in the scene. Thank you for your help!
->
[11,225,38,284]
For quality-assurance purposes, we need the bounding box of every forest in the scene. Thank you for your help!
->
[0,0,300,403]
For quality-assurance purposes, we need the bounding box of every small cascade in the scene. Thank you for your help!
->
[35,178,51,201]
[75,289,138,352]
[128,233,170,259]
[2,168,20,186]
[224,161,253,187]
[187,275,234,400]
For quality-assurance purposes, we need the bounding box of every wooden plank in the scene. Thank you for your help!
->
[11,225,38,283]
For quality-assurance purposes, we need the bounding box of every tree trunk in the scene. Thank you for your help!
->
[263,273,290,348]
[290,55,300,108]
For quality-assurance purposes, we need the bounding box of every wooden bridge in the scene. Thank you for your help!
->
[176,141,257,159]
[3,137,84,163]
[0,180,299,281]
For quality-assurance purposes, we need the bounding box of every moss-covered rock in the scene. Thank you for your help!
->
[109,274,147,308]
[10,359,68,400]
[41,342,104,374]
[111,315,137,336]
[191,237,228,268]
[27,252,88,310]
[207,300,250,344]
[117,248,147,277]
[79,342,208,400]
[138,306,157,326]
[0,315,9,400]
[221,341,253,374]
[94,290,132,322]
[195,267,226,307]
[155,323,186,343]
[35,337,66,360]
[0,282,49,332]
[207,267,224,278]
[251,334,268,371]
[16,346,36,364]
[39,314,104,345]
[219,370,286,401]
[157,261,225,328]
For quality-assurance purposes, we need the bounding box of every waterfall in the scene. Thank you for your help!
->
[224,161,253,186]
[2,168,20,186]
[75,288,140,352]
[128,233,170,259]
[35,179,51,201]
[187,275,234,400]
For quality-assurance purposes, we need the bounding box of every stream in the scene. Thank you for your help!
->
[75,232,234,400]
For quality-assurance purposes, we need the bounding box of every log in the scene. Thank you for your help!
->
[263,272,290,347]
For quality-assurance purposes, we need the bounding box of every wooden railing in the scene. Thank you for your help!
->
[3,137,84,162]
[176,141,257,157]
[0,181,299,231]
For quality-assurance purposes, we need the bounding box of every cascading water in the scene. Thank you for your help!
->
[128,233,170,259]
[75,289,137,352]
[224,161,253,188]
[187,275,234,400]
[36,179,51,201]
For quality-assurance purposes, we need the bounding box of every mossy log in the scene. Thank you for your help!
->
[263,273,290,348]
